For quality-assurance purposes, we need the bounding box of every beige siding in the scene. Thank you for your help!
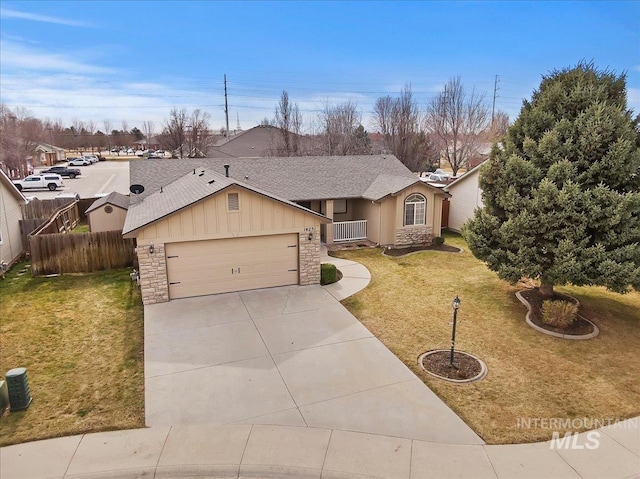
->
[447,170,483,233]
[378,183,444,245]
[352,199,381,244]
[0,180,25,266]
[88,205,128,233]
[332,198,355,222]
[137,186,320,243]
[379,196,398,245]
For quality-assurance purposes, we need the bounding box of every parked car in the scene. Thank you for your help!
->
[68,158,91,166]
[41,166,81,179]
[426,173,449,182]
[434,169,452,180]
[13,174,64,191]
[110,148,119,153]
[82,155,99,163]
[127,148,134,154]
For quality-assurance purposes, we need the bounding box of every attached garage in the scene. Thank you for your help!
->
[166,234,299,299]
[122,167,330,305]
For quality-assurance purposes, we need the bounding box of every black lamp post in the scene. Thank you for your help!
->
[449,295,461,366]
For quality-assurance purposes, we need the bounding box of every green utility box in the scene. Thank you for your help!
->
[6,367,32,411]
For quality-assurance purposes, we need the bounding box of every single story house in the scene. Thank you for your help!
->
[444,160,486,233]
[0,169,28,270]
[125,155,449,304]
[85,192,130,233]
[30,142,66,167]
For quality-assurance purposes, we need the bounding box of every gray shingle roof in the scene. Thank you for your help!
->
[85,191,130,214]
[123,167,330,235]
[129,155,439,207]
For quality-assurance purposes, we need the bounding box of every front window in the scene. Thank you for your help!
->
[404,193,426,226]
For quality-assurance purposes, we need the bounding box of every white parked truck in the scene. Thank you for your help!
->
[13,174,64,191]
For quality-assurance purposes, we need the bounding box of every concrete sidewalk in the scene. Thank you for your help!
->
[2,419,638,478]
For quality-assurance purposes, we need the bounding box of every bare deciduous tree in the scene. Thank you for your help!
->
[103,120,112,149]
[142,120,155,150]
[0,104,45,177]
[272,90,303,156]
[316,101,370,156]
[488,110,510,142]
[372,85,435,171]
[424,76,491,175]
[187,109,212,157]
[159,108,189,158]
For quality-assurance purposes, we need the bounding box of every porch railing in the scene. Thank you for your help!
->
[333,220,367,242]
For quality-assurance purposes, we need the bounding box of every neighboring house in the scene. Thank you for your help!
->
[444,160,486,233]
[134,137,162,151]
[126,154,449,304]
[30,142,66,167]
[85,192,130,233]
[209,125,277,158]
[209,125,318,158]
[0,169,28,270]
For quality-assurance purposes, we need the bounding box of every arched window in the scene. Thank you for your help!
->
[404,193,426,226]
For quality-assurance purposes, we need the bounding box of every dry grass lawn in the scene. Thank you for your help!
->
[333,232,640,444]
[0,262,144,446]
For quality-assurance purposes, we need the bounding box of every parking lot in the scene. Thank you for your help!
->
[27,160,131,200]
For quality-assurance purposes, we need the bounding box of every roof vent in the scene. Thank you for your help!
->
[224,164,230,177]
[198,172,204,177]
[208,179,215,185]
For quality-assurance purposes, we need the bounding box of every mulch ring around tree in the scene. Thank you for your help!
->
[518,288,597,337]
[419,350,487,383]
[383,243,462,257]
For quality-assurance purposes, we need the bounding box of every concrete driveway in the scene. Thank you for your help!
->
[144,285,483,445]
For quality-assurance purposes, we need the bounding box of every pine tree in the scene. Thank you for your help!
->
[463,63,640,298]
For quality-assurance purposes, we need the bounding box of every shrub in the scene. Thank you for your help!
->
[542,300,578,329]
[433,236,445,246]
[321,263,338,285]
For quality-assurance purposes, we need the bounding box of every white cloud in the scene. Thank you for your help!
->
[0,41,116,75]
[0,7,90,27]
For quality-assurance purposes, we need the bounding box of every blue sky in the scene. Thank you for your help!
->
[1,1,639,133]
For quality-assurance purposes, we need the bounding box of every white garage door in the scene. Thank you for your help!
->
[166,234,299,299]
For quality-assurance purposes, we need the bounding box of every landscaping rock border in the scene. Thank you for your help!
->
[515,290,600,340]
[418,349,487,384]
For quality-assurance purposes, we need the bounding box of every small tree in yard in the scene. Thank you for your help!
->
[463,62,640,298]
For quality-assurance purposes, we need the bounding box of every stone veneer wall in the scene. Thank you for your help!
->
[299,230,321,285]
[138,243,169,305]
[395,226,433,246]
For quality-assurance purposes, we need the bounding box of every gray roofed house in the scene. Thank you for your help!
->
[208,125,316,158]
[124,154,450,305]
[85,191,130,233]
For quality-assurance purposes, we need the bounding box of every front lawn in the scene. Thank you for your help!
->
[333,233,640,444]
[0,262,144,446]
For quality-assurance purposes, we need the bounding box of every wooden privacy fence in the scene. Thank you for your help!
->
[22,198,74,220]
[29,230,137,276]
[29,201,80,236]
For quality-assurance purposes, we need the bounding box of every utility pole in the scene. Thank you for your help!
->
[224,74,230,140]
[491,75,500,126]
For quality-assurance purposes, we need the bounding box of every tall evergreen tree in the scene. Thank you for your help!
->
[463,63,640,298]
